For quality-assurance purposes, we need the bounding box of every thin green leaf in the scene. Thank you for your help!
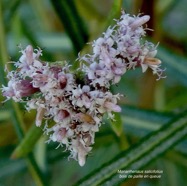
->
[4,0,23,27]
[105,0,122,27]
[26,154,48,186]
[11,123,43,159]
[0,110,11,121]
[50,0,88,54]
[0,0,9,85]
[121,105,173,133]
[0,122,17,146]
[121,106,187,154]
[166,151,187,168]
[158,45,187,86]
[75,110,187,186]
[156,0,177,14]
[0,159,26,178]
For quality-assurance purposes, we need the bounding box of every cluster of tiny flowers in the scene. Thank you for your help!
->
[80,11,165,87]
[1,12,165,166]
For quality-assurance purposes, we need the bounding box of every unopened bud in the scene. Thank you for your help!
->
[36,107,45,126]
[130,15,150,30]
[76,113,95,124]
[25,45,33,65]
[144,57,161,65]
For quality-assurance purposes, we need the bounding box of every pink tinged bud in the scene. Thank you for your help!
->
[25,45,34,65]
[104,101,121,112]
[36,107,45,126]
[77,143,92,167]
[130,15,150,30]
[56,110,69,121]
[58,74,67,89]
[78,153,86,167]
[143,57,161,65]
[56,128,67,141]
[18,80,39,97]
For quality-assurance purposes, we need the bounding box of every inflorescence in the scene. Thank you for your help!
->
[1,12,165,166]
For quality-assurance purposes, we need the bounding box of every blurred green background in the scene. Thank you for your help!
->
[0,0,187,186]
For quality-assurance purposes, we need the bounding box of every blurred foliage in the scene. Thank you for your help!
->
[0,0,187,186]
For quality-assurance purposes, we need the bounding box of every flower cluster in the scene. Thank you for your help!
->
[1,12,164,166]
[80,12,164,86]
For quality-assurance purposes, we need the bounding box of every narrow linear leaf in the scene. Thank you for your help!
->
[11,123,43,159]
[0,110,11,121]
[0,123,17,146]
[121,105,173,134]
[121,106,187,155]
[9,101,26,140]
[4,0,23,27]
[0,0,9,84]
[158,45,187,86]
[75,110,187,186]
[0,159,26,178]
[20,18,40,47]
[26,154,48,186]
[0,1,46,185]
[105,0,122,27]
[156,0,177,15]
[50,0,88,54]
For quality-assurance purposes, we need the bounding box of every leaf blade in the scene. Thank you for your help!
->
[75,110,187,186]
[11,124,43,159]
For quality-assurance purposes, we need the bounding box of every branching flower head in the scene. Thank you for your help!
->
[1,11,165,166]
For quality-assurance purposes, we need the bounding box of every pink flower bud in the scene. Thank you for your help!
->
[25,45,34,65]
[18,80,39,97]
[36,107,45,126]
[104,101,121,112]
[58,74,67,89]
[54,110,69,122]
[56,128,67,141]
[130,15,150,30]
